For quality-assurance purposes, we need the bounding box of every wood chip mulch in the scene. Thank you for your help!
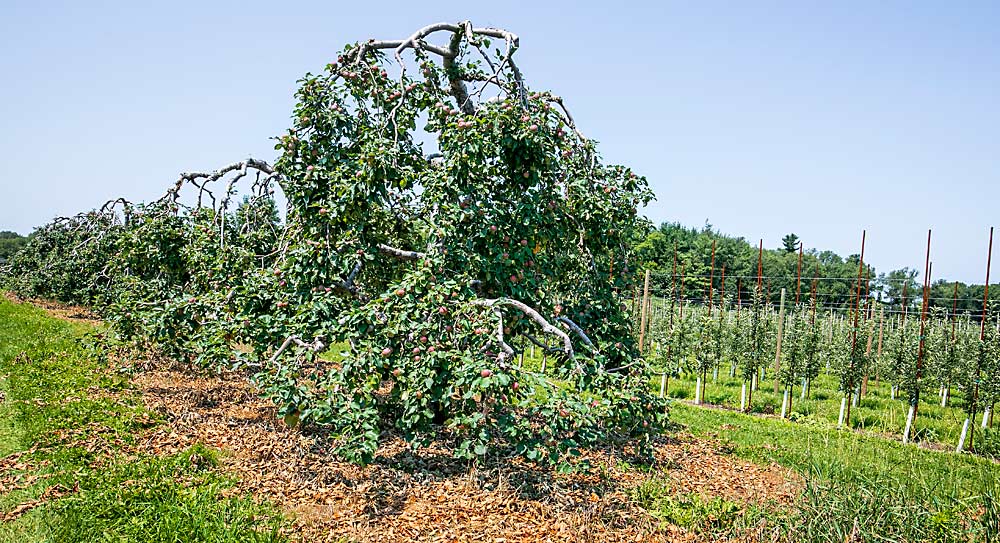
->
[123,362,801,543]
[2,292,101,326]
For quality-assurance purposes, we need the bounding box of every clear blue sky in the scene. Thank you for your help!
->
[2,1,997,283]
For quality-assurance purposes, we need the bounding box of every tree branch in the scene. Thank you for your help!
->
[350,22,526,112]
[377,244,426,261]
[472,298,574,359]
[162,158,278,205]
[556,316,600,355]
[490,307,516,361]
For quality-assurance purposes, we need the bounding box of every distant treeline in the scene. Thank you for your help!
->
[633,222,999,316]
[0,231,27,261]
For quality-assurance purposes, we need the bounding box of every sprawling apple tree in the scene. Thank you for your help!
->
[3,22,668,467]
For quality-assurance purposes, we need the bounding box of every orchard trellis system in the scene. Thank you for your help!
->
[632,228,999,453]
[2,22,671,467]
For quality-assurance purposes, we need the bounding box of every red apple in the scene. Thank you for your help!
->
[382,348,394,357]
[481,369,493,378]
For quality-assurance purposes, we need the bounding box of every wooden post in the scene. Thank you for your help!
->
[905,230,932,445]
[773,288,786,397]
[639,269,651,353]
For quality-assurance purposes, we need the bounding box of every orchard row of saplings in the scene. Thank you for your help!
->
[629,275,999,453]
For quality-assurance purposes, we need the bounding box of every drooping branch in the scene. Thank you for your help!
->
[346,261,363,285]
[377,244,426,261]
[472,298,574,359]
[556,316,600,355]
[349,21,526,112]
[522,332,562,355]
[543,94,587,142]
[490,307,516,361]
[604,359,642,374]
[162,158,279,207]
[268,335,327,367]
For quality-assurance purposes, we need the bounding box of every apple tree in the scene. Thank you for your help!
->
[6,22,668,467]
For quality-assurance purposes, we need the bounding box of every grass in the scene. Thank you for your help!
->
[638,401,1000,541]
[657,367,973,447]
[0,296,289,543]
[633,477,776,537]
